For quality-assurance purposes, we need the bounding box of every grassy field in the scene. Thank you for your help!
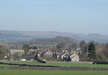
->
[0,70,108,75]
[0,61,108,75]
[7,61,108,68]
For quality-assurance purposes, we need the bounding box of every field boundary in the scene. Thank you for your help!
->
[0,62,108,71]
[0,65,108,71]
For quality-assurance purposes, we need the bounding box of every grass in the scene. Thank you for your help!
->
[0,64,11,67]
[0,61,108,69]
[7,61,108,68]
[0,61,108,75]
[0,70,108,75]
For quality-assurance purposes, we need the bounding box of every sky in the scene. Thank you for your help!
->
[0,0,108,34]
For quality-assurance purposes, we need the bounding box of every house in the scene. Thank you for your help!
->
[61,53,71,61]
[9,49,25,61]
[9,49,24,56]
[27,49,37,56]
[70,53,79,62]
[56,49,80,62]
[40,49,53,58]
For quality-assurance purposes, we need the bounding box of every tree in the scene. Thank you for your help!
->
[88,42,96,61]
[22,44,30,55]
[80,41,87,53]
[0,44,9,59]
[103,43,108,57]
[32,46,37,49]
[79,41,88,61]
[56,42,66,49]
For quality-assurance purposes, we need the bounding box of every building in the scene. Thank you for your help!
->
[9,49,25,56]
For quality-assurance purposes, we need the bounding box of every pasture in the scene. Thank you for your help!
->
[0,70,108,75]
[0,61,108,75]
[7,61,108,68]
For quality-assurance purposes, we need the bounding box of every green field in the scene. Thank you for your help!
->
[0,61,108,75]
[0,70,108,75]
[0,61,108,69]
[7,61,108,68]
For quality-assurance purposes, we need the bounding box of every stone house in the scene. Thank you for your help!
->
[9,49,25,56]
[70,52,79,62]
[56,49,80,62]
[9,49,25,60]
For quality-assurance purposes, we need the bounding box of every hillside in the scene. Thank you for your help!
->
[0,30,108,43]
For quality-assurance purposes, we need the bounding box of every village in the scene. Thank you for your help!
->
[0,36,104,64]
[0,36,107,64]
[9,47,81,63]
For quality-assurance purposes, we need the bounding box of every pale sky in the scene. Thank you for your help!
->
[0,0,108,34]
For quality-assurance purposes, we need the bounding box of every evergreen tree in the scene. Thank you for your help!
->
[88,42,96,61]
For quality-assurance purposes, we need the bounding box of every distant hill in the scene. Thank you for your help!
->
[0,30,108,43]
[28,36,78,47]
